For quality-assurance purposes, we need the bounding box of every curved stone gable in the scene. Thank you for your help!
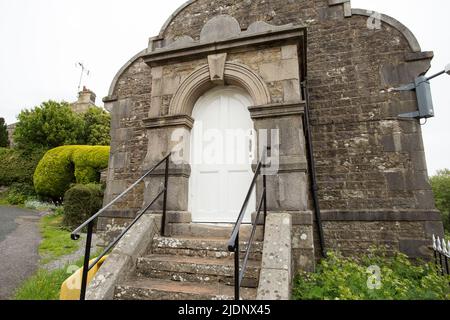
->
[105,0,423,101]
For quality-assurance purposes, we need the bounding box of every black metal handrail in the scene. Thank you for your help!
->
[228,153,267,301]
[71,153,171,300]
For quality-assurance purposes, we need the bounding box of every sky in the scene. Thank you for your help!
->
[0,0,449,174]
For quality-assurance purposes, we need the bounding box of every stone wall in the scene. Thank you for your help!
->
[100,0,443,258]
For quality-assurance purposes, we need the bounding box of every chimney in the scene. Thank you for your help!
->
[78,86,96,105]
[71,86,97,114]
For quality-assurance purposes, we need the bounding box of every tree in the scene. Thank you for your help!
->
[83,107,111,146]
[430,169,450,234]
[0,118,8,147]
[13,101,85,150]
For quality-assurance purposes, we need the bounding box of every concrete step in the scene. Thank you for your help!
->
[136,254,261,288]
[152,236,263,260]
[168,223,264,241]
[115,277,257,300]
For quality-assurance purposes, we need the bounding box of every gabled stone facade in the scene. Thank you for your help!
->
[99,0,444,274]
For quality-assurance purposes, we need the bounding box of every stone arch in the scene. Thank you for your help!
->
[169,62,271,116]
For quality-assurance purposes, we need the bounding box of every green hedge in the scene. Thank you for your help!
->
[63,184,103,229]
[0,147,45,186]
[33,146,110,200]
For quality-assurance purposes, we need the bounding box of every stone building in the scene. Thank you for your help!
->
[89,0,444,300]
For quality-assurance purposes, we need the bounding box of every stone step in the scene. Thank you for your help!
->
[152,236,263,260]
[168,223,264,241]
[136,254,261,288]
[115,277,257,300]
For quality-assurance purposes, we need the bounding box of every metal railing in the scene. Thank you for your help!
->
[228,152,267,301]
[432,234,450,277]
[71,153,171,300]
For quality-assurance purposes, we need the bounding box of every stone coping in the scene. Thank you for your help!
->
[249,101,305,119]
[143,114,195,129]
[143,25,305,67]
[257,213,292,300]
[86,214,160,300]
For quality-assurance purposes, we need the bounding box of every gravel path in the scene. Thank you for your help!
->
[0,206,42,300]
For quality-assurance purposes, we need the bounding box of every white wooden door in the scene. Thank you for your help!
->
[189,86,256,223]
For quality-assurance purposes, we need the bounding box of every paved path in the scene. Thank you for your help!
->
[0,206,41,300]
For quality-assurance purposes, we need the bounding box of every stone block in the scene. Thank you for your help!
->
[386,172,405,191]
[281,45,298,60]
[200,15,241,43]
[424,221,444,238]
[166,211,192,224]
[399,239,432,259]
[262,172,309,211]
[292,225,314,250]
[292,248,315,273]
[259,59,299,82]
[257,269,291,300]
[283,79,301,102]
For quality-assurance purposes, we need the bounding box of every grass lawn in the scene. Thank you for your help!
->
[39,211,79,264]
[14,266,74,300]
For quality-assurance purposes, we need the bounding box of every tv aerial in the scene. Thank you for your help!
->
[76,62,90,92]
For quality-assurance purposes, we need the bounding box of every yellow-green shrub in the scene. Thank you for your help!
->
[33,146,110,200]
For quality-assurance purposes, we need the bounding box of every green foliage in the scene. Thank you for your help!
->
[0,118,8,147]
[13,101,85,150]
[62,184,103,229]
[293,249,449,300]
[6,183,36,205]
[83,107,111,146]
[12,101,111,151]
[39,211,79,264]
[430,169,450,234]
[0,147,45,186]
[33,146,110,200]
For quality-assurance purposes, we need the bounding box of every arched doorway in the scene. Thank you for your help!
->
[189,86,256,223]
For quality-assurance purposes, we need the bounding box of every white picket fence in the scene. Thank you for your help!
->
[432,235,450,276]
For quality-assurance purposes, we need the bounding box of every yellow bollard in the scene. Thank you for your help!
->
[60,256,108,300]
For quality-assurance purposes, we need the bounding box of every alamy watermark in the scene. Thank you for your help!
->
[366,10,382,30]
[170,122,282,175]
[367,265,382,290]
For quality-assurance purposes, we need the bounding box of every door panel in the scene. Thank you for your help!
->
[189,86,256,223]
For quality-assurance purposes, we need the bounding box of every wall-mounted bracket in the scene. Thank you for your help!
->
[396,76,435,120]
